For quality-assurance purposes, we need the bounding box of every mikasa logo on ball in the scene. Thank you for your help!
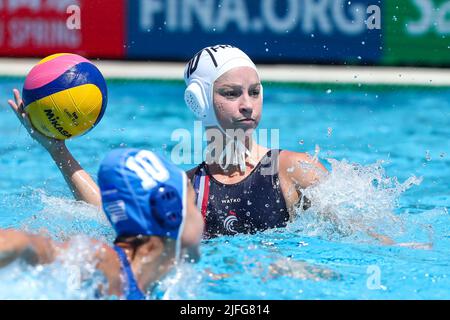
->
[44,109,72,138]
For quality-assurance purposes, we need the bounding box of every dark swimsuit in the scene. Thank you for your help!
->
[114,245,146,300]
[192,149,289,238]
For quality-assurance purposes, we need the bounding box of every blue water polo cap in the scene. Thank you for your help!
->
[98,148,187,239]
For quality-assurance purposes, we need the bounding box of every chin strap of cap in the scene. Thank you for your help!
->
[217,137,250,173]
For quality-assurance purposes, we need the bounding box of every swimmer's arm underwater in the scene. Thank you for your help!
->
[0,229,57,268]
[0,231,123,297]
[279,153,397,245]
[8,89,102,208]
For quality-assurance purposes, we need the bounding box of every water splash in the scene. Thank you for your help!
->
[152,262,205,300]
[0,235,106,299]
[20,189,113,242]
[311,144,321,163]
[290,158,423,241]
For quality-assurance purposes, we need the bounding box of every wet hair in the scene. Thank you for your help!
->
[114,235,153,260]
[114,234,152,246]
[114,235,172,260]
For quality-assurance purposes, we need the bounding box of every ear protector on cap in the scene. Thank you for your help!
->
[184,79,208,120]
[150,184,183,230]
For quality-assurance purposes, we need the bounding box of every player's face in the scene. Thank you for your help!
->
[213,67,262,133]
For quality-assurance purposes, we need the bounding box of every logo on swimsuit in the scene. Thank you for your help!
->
[221,198,241,204]
[224,211,238,234]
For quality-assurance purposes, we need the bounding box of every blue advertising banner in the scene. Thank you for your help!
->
[126,0,382,63]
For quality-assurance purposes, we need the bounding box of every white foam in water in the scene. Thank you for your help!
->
[154,262,205,300]
[289,158,423,241]
[2,189,208,300]
[20,189,113,242]
[0,235,107,299]
[0,188,116,299]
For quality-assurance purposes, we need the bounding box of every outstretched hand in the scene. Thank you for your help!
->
[7,89,102,207]
[8,88,65,152]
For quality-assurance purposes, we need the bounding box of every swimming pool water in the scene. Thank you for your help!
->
[0,78,449,299]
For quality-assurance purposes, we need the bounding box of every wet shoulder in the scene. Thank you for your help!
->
[278,150,317,171]
[278,150,327,188]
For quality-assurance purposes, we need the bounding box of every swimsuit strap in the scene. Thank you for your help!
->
[193,163,210,220]
[114,245,146,300]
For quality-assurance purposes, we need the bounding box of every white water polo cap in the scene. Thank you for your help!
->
[184,45,259,128]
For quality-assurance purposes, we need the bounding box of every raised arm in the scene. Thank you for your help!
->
[8,89,101,208]
[0,229,56,268]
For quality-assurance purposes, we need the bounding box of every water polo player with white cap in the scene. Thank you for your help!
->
[0,148,204,299]
[184,45,328,237]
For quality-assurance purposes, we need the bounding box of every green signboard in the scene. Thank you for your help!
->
[384,0,450,66]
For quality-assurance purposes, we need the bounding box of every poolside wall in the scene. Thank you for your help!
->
[0,0,448,67]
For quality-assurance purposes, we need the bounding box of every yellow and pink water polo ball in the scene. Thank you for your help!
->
[22,53,107,140]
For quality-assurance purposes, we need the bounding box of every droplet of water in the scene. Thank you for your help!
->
[327,127,333,137]
[312,145,321,163]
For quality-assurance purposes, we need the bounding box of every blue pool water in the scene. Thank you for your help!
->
[0,77,449,299]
